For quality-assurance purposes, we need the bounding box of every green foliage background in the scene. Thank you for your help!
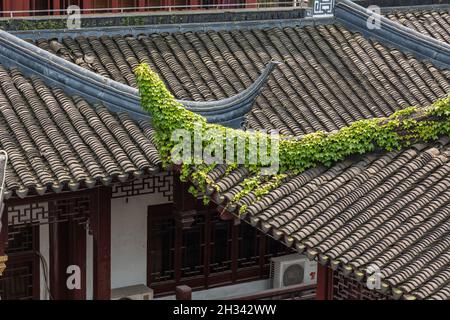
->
[135,63,450,213]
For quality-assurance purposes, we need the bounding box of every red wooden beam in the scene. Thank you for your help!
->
[316,264,333,300]
[20,0,30,16]
[4,0,12,16]
[52,0,61,15]
[138,0,146,11]
[6,189,93,206]
[49,201,64,299]
[112,0,120,13]
[82,0,94,13]
[91,186,112,300]
[246,0,258,9]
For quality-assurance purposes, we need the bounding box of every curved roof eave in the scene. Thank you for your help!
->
[335,0,450,70]
[0,29,279,129]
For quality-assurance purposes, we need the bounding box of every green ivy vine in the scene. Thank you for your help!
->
[135,63,450,213]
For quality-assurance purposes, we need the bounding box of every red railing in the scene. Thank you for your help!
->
[0,1,312,18]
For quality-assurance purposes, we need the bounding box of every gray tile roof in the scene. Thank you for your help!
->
[386,9,450,43]
[6,16,450,299]
[208,138,450,300]
[34,23,450,136]
[0,65,161,198]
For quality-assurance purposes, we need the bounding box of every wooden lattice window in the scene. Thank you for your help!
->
[209,213,232,274]
[148,204,176,284]
[0,225,40,300]
[181,214,205,278]
[148,202,294,296]
[237,222,260,269]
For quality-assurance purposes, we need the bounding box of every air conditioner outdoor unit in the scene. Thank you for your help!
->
[111,284,154,300]
[270,254,317,288]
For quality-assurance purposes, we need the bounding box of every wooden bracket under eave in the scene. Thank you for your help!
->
[0,255,7,276]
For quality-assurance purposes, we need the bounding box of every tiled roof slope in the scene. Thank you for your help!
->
[18,18,450,298]
[0,65,160,198]
[386,9,450,43]
[33,24,450,135]
[208,138,450,300]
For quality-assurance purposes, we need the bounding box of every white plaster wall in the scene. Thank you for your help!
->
[111,191,171,290]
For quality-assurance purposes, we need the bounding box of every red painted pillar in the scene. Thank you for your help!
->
[172,173,197,213]
[3,0,31,17]
[316,264,333,300]
[20,0,31,16]
[2,0,9,17]
[52,0,61,15]
[246,0,258,9]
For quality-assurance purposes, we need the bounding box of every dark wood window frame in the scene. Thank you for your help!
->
[0,225,40,300]
[147,202,293,296]
[1,187,111,300]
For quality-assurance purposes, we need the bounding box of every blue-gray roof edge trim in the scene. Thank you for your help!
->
[0,29,279,128]
[335,0,450,70]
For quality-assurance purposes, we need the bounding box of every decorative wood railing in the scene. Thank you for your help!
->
[223,284,317,300]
